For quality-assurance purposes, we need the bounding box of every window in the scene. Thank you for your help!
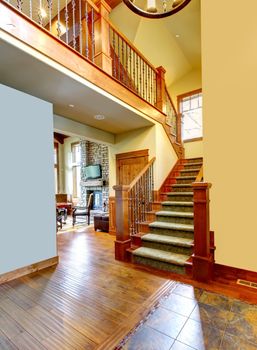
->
[71,142,81,198]
[54,143,59,194]
[179,91,202,141]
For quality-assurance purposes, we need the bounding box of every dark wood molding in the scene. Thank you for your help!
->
[108,196,116,235]
[54,132,69,144]
[116,149,149,160]
[177,88,202,111]
[0,256,59,285]
[183,137,203,143]
[214,264,257,284]
[192,182,214,282]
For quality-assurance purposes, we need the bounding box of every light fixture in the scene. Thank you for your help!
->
[68,104,75,108]
[39,8,47,19]
[94,114,105,120]
[123,0,191,18]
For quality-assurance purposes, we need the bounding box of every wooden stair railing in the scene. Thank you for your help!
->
[2,0,183,157]
[192,165,214,282]
[113,157,156,261]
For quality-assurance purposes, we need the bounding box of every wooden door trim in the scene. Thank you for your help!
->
[116,149,149,160]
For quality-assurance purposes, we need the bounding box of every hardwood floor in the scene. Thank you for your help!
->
[0,226,256,349]
[0,227,171,350]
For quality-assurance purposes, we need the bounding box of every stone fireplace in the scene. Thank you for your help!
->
[80,140,109,211]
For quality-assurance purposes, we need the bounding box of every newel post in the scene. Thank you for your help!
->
[113,185,131,261]
[156,66,166,113]
[192,182,214,282]
[94,0,112,74]
[176,113,182,144]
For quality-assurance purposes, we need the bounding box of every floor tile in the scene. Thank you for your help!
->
[220,332,257,350]
[122,325,174,350]
[170,340,196,350]
[231,300,257,323]
[177,318,223,350]
[146,306,187,339]
[198,291,233,311]
[172,284,203,300]
[161,293,197,317]
[190,302,233,331]
[225,311,257,345]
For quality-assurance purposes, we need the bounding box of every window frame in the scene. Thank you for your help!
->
[71,142,81,198]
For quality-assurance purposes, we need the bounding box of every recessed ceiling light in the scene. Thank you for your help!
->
[68,104,74,108]
[94,114,105,120]
[175,34,180,38]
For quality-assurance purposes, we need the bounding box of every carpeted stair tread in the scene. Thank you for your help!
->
[132,247,189,266]
[166,192,193,196]
[180,169,200,173]
[142,233,193,247]
[176,176,196,180]
[156,211,193,218]
[162,201,194,207]
[172,184,192,187]
[149,221,194,231]
[184,162,203,167]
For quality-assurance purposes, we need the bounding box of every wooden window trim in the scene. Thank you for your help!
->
[183,137,203,143]
[177,88,202,112]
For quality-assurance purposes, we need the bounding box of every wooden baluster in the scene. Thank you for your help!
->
[17,0,22,12]
[192,182,214,282]
[113,185,131,261]
[85,2,89,58]
[156,66,166,113]
[133,51,136,91]
[94,0,112,74]
[125,43,128,87]
[118,35,120,81]
[121,40,124,83]
[38,0,43,25]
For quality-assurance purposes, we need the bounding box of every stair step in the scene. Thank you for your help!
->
[180,169,200,173]
[156,211,193,218]
[132,247,190,266]
[176,176,196,180]
[142,234,193,247]
[149,221,194,232]
[184,162,202,167]
[166,192,194,202]
[172,184,192,188]
[162,201,194,207]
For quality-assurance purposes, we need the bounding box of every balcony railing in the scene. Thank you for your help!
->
[2,0,181,149]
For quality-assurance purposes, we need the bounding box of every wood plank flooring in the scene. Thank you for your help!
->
[0,227,170,350]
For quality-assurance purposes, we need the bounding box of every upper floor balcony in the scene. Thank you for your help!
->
[0,0,182,156]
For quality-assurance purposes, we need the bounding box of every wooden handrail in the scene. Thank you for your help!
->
[86,0,100,13]
[108,20,157,73]
[165,86,177,113]
[195,165,203,182]
[128,157,156,190]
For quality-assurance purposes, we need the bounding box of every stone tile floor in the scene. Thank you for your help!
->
[119,282,257,350]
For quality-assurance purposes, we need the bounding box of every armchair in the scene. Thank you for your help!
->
[72,193,93,226]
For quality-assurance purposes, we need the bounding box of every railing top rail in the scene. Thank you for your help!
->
[87,0,100,13]
[128,157,156,190]
[194,165,203,182]
[108,20,157,73]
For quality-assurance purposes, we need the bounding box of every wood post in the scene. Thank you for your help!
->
[156,66,166,113]
[192,182,214,282]
[176,112,182,144]
[113,185,131,261]
[94,0,112,74]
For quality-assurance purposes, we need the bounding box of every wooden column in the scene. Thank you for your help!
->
[94,0,112,74]
[113,185,131,261]
[192,182,214,282]
[176,112,182,144]
[156,66,166,113]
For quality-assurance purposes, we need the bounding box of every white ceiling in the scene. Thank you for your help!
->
[0,37,154,134]
[110,0,201,87]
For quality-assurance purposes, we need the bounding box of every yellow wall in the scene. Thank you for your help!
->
[202,1,257,272]
[169,68,202,110]
[109,124,177,195]
[184,139,203,159]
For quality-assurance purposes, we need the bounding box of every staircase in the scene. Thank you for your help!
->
[132,157,203,275]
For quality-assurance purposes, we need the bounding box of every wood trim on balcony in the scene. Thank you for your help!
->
[0,1,164,125]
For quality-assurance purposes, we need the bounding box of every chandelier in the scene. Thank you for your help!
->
[123,0,191,18]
